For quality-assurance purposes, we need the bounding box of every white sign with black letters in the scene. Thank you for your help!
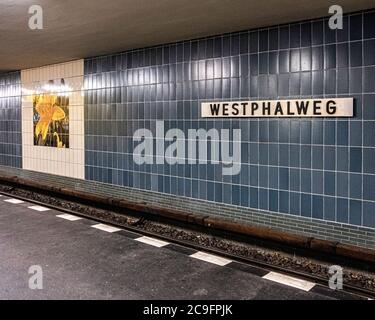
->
[201,98,353,118]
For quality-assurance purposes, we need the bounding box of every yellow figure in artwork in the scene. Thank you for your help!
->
[34,94,66,147]
[53,132,64,148]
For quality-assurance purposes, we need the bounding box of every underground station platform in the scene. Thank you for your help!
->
[0,0,374,314]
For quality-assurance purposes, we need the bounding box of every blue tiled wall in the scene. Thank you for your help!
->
[84,10,375,229]
[0,72,22,168]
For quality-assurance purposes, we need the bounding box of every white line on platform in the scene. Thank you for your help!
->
[4,198,24,204]
[135,236,169,248]
[262,271,316,292]
[57,214,82,221]
[28,205,50,212]
[189,251,232,266]
[91,223,121,233]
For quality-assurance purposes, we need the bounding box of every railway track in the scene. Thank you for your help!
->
[0,186,374,300]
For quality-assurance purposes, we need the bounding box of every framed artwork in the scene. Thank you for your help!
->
[33,79,69,148]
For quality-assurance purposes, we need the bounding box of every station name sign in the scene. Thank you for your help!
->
[201,98,353,118]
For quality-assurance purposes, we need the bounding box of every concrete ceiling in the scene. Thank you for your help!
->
[0,0,374,72]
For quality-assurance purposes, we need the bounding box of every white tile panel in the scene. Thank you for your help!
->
[21,60,85,179]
